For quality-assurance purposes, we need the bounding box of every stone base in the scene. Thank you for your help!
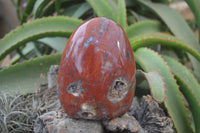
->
[33,65,173,133]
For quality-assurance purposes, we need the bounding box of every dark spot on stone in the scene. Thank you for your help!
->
[78,103,97,119]
[80,112,94,119]
[107,77,130,103]
[66,81,83,97]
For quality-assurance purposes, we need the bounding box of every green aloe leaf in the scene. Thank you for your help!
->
[63,3,83,17]
[117,0,126,30]
[72,2,91,18]
[55,0,61,15]
[162,55,200,133]
[10,43,35,64]
[33,0,45,16]
[126,20,163,38]
[136,70,166,103]
[86,0,117,21]
[20,0,36,24]
[130,33,200,62]
[184,0,200,40]
[33,42,43,57]
[135,48,193,133]
[38,37,68,53]
[16,0,21,20]
[41,1,55,17]
[0,16,83,60]
[136,0,199,51]
[0,54,62,94]
[137,0,200,79]
[33,0,51,18]
[106,0,118,16]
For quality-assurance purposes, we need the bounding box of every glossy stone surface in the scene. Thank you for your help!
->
[57,17,136,120]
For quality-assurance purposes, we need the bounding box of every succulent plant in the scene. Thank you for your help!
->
[0,0,200,132]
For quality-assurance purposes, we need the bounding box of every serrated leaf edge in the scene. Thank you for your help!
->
[136,47,193,132]
[136,69,166,103]
[130,33,200,62]
[0,53,62,74]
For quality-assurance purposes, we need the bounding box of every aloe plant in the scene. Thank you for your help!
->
[0,0,200,132]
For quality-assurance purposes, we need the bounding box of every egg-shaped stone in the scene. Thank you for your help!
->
[57,17,136,120]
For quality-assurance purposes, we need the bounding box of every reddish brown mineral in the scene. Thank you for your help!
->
[57,17,136,120]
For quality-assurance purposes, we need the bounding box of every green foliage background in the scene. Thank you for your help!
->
[0,0,200,132]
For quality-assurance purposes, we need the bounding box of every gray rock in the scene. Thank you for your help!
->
[34,111,104,133]
[128,95,174,133]
[64,117,104,133]
[47,65,59,89]
[103,113,147,133]
[34,65,174,133]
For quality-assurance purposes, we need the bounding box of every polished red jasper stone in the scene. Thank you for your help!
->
[57,17,136,120]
